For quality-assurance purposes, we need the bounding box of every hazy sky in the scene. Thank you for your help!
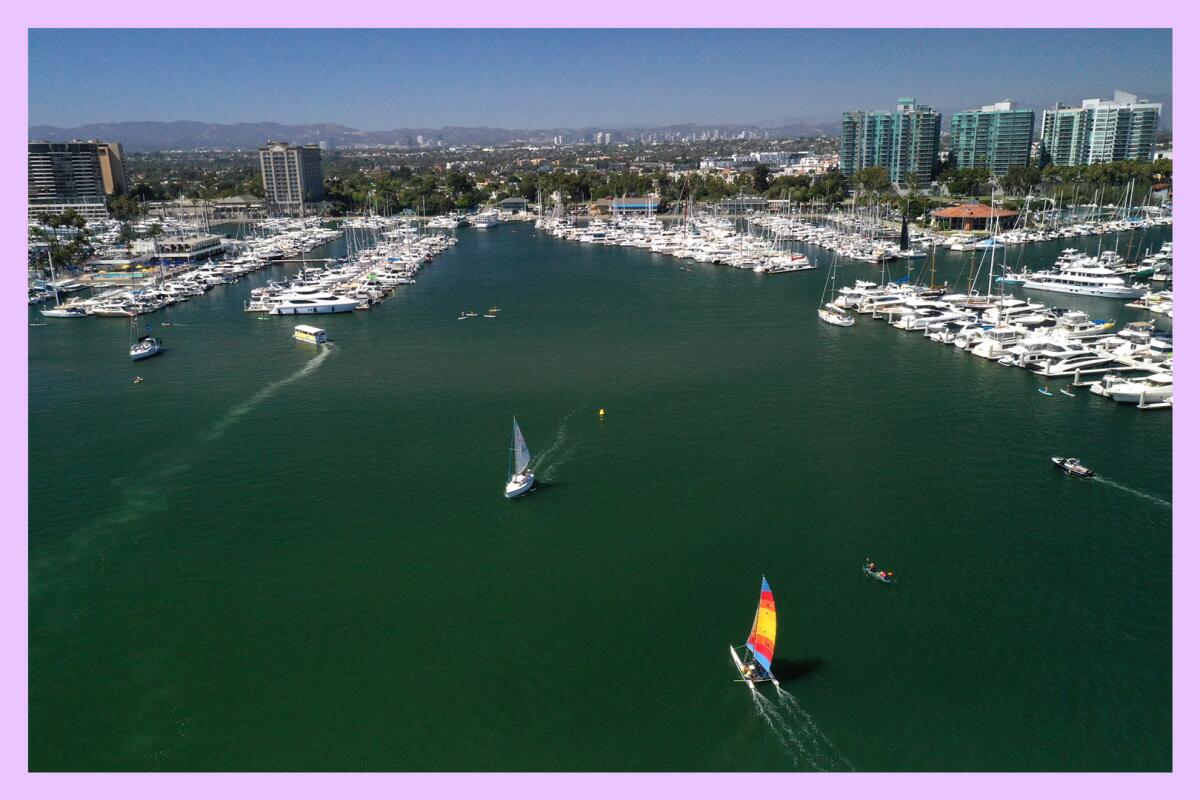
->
[29,29,1172,129]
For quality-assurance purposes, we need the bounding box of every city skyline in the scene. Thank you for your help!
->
[29,29,1172,131]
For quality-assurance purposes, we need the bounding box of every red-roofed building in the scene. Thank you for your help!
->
[931,202,1019,231]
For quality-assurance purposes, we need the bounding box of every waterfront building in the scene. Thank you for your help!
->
[931,202,1018,231]
[839,98,942,186]
[1040,90,1161,166]
[611,196,659,215]
[498,197,529,215]
[258,141,325,216]
[131,234,225,264]
[949,101,1035,176]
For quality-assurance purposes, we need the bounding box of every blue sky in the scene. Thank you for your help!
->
[28,29,1172,129]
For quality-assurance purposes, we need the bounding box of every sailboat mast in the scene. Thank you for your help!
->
[47,244,60,307]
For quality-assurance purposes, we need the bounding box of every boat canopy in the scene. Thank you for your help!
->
[746,577,777,671]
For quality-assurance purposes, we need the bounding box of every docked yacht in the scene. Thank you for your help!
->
[1028,349,1116,376]
[970,326,1027,360]
[40,304,89,319]
[1021,263,1147,299]
[1105,372,1173,405]
[470,211,500,228]
[268,288,360,315]
[1051,310,1114,339]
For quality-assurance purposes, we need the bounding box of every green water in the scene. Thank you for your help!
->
[29,225,1171,771]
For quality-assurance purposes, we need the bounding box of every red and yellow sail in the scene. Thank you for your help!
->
[746,577,776,671]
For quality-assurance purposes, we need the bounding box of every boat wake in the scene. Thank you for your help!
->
[1092,477,1171,509]
[207,343,335,441]
[775,688,856,770]
[748,688,855,771]
[530,405,582,481]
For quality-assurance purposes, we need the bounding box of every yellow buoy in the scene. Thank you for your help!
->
[598,408,606,417]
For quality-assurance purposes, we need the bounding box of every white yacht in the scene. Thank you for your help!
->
[470,211,500,228]
[970,326,1027,360]
[1106,372,1173,405]
[1052,311,1115,339]
[1021,263,1147,299]
[1029,349,1116,376]
[268,288,360,315]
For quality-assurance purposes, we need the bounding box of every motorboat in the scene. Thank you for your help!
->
[1051,457,1094,478]
[268,288,360,315]
[1105,372,1173,405]
[1030,349,1116,376]
[1021,263,1147,299]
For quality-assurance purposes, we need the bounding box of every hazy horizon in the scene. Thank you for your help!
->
[30,29,1171,130]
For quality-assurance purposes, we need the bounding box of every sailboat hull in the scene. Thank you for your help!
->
[730,645,756,690]
[504,472,535,498]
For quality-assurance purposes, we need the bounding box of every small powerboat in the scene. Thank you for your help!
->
[1052,456,1094,478]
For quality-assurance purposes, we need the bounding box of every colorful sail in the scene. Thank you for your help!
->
[512,418,531,473]
[746,577,777,671]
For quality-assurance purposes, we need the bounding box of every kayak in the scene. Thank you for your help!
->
[1038,388,1054,397]
[863,565,894,584]
[1060,389,1076,397]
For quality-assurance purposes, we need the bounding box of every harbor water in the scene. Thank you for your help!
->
[29,224,1171,771]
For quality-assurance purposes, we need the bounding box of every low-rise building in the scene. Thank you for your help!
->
[132,234,226,264]
[931,202,1018,231]
[498,197,529,214]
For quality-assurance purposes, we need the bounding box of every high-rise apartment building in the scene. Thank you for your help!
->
[839,98,942,186]
[1040,90,1161,166]
[258,141,324,215]
[949,101,1035,176]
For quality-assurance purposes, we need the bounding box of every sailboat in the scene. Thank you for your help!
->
[39,247,87,319]
[729,576,781,690]
[818,253,855,327]
[129,317,162,361]
[504,417,535,498]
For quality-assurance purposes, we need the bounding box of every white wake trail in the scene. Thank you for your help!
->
[207,344,335,441]
[1092,476,1171,510]
[530,405,583,480]
[775,688,856,770]
[751,690,826,770]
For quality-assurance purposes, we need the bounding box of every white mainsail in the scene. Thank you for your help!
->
[512,418,531,473]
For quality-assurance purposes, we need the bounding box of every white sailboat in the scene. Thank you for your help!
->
[504,417,535,498]
[818,253,855,327]
[129,317,162,361]
[39,248,87,319]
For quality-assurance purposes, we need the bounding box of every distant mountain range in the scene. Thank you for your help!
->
[28,119,843,152]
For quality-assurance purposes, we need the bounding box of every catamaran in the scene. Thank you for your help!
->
[504,417,535,498]
[729,576,780,690]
